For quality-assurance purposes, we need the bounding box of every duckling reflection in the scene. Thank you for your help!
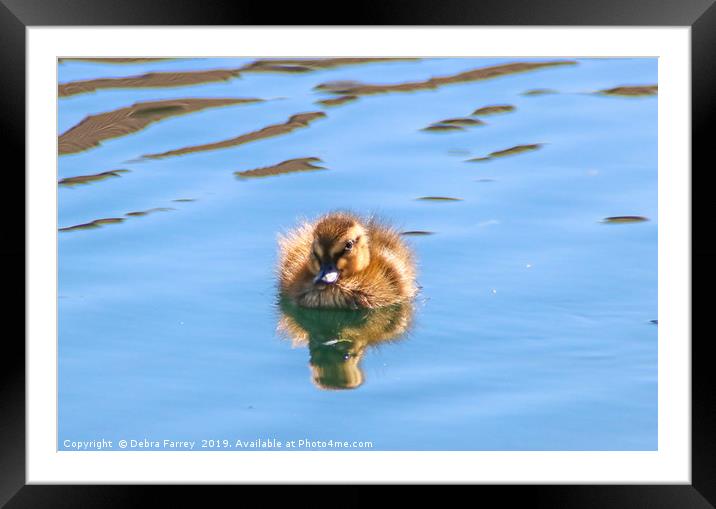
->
[277,298,414,390]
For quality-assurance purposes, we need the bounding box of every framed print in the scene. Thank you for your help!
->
[3,0,713,506]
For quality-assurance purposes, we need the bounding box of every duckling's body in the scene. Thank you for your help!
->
[278,212,418,309]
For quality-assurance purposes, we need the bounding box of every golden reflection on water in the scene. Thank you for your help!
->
[277,298,413,390]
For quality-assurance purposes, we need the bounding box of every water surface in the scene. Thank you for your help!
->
[58,57,657,451]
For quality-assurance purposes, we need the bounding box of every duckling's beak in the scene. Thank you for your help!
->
[315,263,339,285]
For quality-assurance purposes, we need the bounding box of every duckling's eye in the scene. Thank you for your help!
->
[344,240,355,252]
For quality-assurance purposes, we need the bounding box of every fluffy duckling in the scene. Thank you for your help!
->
[277,212,418,309]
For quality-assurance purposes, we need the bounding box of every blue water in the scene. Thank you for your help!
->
[58,57,657,451]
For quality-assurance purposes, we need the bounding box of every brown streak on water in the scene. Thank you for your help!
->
[58,98,262,155]
[58,58,418,97]
[472,105,516,115]
[59,169,130,186]
[142,112,326,159]
[598,85,658,97]
[235,158,326,179]
[316,95,358,107]
[59,217,125,232]
[315,61,577,96]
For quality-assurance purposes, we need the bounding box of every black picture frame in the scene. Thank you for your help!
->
[3,0,712,505]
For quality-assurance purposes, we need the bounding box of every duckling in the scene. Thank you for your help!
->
[277,212,418,309]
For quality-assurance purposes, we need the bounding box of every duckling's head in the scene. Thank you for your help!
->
[310,214,370,287]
